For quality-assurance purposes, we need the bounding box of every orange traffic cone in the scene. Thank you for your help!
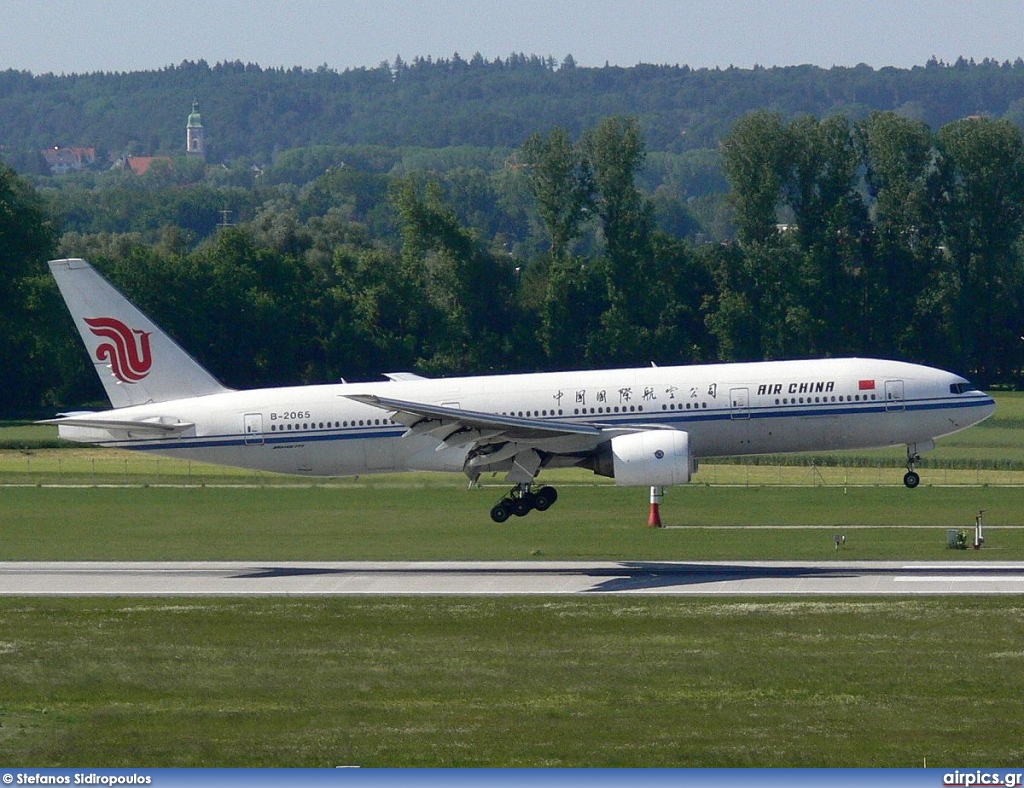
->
[648,486,663,527]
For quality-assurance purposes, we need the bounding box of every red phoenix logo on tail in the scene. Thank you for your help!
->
[84,317,153,383]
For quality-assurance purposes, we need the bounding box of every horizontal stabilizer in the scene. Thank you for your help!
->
[40,414,195,437]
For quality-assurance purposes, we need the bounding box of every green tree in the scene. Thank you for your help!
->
[521,127,593,260]
[0,163,57,412]
[576,116,661,364]
[715,112,810,359]
[646,233,715,364]
[720,111,789,246]
[856,111,943,359]
[393,177,518,373]
[539,256,607,368]
[704,241,808,360]
[935,117,1024,382]
[1,165,56,294]
[580,116,654,302]
[783,114,870,355]
[326,247,426,380]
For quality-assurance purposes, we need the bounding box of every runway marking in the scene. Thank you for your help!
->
[902,563,1024,568]
[895,576,1024,582]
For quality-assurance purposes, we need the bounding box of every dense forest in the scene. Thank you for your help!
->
[4,56,1024,164]
[2,58,1024,414]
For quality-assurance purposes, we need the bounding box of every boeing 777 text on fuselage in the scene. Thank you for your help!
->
[45,258,995,522]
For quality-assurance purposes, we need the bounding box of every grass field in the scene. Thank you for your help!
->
[2,596,1023,767]
[0,393,1022,766]
[0,485,1021,561]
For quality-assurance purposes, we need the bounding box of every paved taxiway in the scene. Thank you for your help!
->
[2,561,1024,595]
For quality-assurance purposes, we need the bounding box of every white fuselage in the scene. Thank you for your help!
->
[58,357,995,480]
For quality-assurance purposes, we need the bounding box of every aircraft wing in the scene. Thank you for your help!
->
[345,393,633,479]
[346,393,602,439]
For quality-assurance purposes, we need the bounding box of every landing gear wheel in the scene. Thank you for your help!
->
[488,482,559,522]
[490,501,513,523]
[511,494,534,517]
[904,448,922,489]
[533,486,558,512]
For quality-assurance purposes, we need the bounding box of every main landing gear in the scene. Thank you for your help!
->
[904,449,921,489]
[490,483,559,523]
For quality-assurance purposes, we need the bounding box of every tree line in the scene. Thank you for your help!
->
[4,56,1024,168]
[2,110,1023,414]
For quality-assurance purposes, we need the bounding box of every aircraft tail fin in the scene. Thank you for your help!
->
[49,258,231,407]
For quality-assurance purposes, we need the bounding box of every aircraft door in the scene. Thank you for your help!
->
[243,413,264,445]
[729,387,750,420]
[885,380,905,412]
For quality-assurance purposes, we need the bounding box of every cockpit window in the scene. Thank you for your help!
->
[950,382,973,394]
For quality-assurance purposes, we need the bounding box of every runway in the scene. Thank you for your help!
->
[2,560,1024,595]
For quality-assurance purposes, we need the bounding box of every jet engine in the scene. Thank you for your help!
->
[584,429,694,486]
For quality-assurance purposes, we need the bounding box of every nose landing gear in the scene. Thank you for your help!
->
[904,449,921,488]
[490,483,559,523]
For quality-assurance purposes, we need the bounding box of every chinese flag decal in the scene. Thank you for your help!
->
[858,379,876,390]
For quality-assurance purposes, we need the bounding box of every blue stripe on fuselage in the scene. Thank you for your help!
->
[94,394,993,453]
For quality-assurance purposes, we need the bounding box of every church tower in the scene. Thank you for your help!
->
[186,100,205,159]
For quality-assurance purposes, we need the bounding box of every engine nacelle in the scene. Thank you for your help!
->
[590,430,693,487]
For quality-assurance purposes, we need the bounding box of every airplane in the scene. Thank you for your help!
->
[44,257,996,523]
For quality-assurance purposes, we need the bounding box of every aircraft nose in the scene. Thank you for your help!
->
[965,393,997,427]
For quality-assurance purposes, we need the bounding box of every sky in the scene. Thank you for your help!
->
[2,0,1024,75]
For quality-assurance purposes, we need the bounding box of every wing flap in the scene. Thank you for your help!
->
[345,393,603,440]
